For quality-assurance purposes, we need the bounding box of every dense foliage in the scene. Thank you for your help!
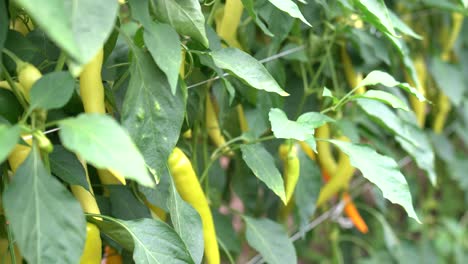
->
[0,0,467,263]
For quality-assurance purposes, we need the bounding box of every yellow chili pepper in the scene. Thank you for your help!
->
[80,223,102,264]
[79,49,126,185]
[298,141,316,161]
[206,95,230,155]
[144,199,167,221]
[279,143,300,205]
[168,148,219,264]
[340,45,366,95]
[316,124,337,175]
[236,104,249,133]
[316,136,354,206]
[216,0,243,49]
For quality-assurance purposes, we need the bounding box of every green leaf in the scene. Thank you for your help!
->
[90,216,195,263]
[269,108,333,141]
[354,0,397,36]
[29,71,75,110]
[3,146,86,263]
[58,113,154,187]
[295,153,321,234]
[121,46,186,184]
[124,218,195,264]
[0,124,20,163]
[430,57,464,107]
[145,23,182,94]
[388,10,422,39]
[357,99,437,185]
[168,180,204,264]
[14,0,118,67]
[211,48,288,96]
[243,216,297,264]
[267,0,311,26]
[241,0,274,37]
[240,144,286,203]
[357,70,426,102]
[129,0,182,94]
[353,90,409,111]
[152,0,209,47]
[327,140,420,222]
[49,145,89,191]
[108,186,152,220]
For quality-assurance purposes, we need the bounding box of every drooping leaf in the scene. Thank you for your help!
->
[3,146,86,263]
[168,180,204,264]
[354,0,397,36]
[49,145,89,191]
[58,113,154,187]
[266,0,311,26]
[388,10,422,39]
[121,45,186,184]
[244,216,297,264]
[430,57,464,107]
[29,71,75,110]
[357,99,437,185]
[357,70,425,101]
[129,0,182,94]
[327,140,420,222]
[0,124,20,163]
[108,186,152,220]
[211,48,289,96]
[352,90,409,111]
[151,0,208,47]
[124,218,195,264]
[145,23,182,94]
[241,0,274,36]
[240,143,286,203]
[90,216,195,263]
[269,108,334,141]
[295,152,322,234]
[14,0,118,68]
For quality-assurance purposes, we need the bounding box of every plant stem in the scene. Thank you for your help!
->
[54,51,67,71]
[0,64,28,109]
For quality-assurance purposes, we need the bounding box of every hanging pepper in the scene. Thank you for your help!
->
[279,142,300,205]
[168,148,220,264]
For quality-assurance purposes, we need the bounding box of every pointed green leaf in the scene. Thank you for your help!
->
[49,145,89,191]
[327,140,420,222]
[124,218,195,264]
[129,0,182,94]
[122,46,186,184]
[29,71,75,110]
[14,0,118,66]
[269,108,333,141]
[0,124,20,163]
[357,99,437,185]
[58,113,154,187]
[211,48,289,96]
[152,0,208,47]
[168,180,204,264]
[240,144,286,203]
[357,70,426,101]
[241,0,274,36]
[353,90,409,111]
[3,146,86,263]
[430,57,464,107]
[244,216,297,264]
[267,0,311,26]
[354,0,397,36]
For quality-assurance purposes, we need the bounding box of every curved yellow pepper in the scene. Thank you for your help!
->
[168,148,219,264]
[79,49,126,185]
[279,143,300,205]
